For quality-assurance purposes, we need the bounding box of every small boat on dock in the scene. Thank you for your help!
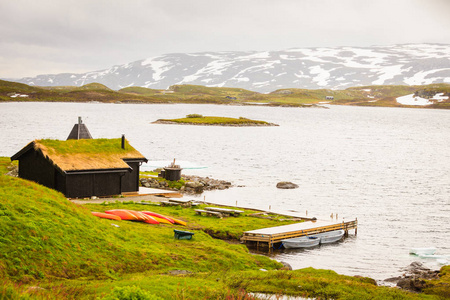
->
[313,229,345,244]
[281,236,320,249]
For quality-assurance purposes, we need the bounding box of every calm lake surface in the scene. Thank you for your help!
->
[1,102,449,282]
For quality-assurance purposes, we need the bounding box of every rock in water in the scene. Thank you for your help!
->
[276,182,299,189]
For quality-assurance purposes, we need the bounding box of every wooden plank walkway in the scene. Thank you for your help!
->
[241,218,357,250]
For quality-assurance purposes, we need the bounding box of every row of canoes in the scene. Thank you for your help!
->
[91,209,186,226]
[281,229,345,249]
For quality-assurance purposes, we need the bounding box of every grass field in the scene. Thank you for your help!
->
[0,156,448,299]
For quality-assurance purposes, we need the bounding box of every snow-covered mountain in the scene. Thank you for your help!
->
[13,44,450,93]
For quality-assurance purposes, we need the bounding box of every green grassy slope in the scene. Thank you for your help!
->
[0,176,281,283]
[0,156,446,299]
[0,80,149,103]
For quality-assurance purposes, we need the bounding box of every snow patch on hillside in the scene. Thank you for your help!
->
[396,93,448,106]
[403,68,450,85]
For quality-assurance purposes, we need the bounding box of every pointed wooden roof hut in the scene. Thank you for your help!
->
[11,137,147,198]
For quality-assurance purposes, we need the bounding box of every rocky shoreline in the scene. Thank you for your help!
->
[385,262,440,292]
[152,120,279,126]
[140,174,233,194]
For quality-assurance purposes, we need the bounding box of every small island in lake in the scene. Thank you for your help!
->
[152,114,279,126]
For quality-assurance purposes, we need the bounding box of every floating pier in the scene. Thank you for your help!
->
[241,218,357,250]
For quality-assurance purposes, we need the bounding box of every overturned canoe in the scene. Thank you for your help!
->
[151,216,173,225]
[91,212,121,221]
[126,210,152,222]
[171,218,187,226]
[105,209,138,221]
[141,211,175,224]
[143,215,160,224]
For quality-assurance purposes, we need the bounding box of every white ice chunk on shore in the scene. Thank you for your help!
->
[409,247,436,255]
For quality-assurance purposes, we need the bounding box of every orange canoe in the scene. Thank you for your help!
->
[105,209,138,221]
[91,212,121,221]
[144,216,160,224]
[171,218,187,226]
[141,211,175,224]
[151,216,173,225]
[126,210,151,222]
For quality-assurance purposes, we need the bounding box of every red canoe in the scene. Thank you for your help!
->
[143,216,160,224]
[141,211,175,224]
[91,212,121,221]
[126,210,151,222]
[151,216,173,225]
[105,209,138,221]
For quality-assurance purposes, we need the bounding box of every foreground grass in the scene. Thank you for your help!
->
[2,269,441,300]
[0,157,448,299]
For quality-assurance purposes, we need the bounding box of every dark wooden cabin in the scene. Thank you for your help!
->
[11,138,147,198]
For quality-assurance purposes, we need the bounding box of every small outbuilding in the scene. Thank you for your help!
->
[11,138,148,198]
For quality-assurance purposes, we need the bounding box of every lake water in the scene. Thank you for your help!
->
[1,102,449,283]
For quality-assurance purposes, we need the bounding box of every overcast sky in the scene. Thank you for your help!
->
[1,0,449,79]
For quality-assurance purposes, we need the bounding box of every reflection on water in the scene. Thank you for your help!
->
[1,102,449,281]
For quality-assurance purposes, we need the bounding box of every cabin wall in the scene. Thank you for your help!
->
[65,173,122,198]
[18,150,56,189]
[121,161,140,192]
[54,171,66,195]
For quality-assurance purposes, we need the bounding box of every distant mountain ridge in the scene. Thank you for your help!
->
[11,44,450,93]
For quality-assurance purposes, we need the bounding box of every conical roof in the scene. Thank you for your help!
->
[67,117,92,140]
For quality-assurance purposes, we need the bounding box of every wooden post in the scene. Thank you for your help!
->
[343,221,348,237]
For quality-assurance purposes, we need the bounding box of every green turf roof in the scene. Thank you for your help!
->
[31,138,147,171]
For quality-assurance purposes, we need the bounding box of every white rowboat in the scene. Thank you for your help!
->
[281,230,345,249]
[313,230,345,244]
[281,236,320,249]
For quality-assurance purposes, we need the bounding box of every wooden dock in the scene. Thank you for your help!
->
[241,218,357,250]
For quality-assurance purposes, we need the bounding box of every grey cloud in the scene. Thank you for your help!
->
[0,0,449,78]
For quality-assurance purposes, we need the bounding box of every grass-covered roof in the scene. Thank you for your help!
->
[29,138,147,171]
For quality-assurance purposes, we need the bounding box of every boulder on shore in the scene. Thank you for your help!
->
[276,181,299,189]
[384,262,440,292]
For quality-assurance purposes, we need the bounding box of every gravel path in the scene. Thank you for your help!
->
[70,194,165,205]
